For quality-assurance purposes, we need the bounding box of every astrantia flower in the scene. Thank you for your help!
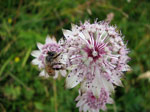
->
[62,20,130,111]
[76,88,113,112]
[31,35,66,78]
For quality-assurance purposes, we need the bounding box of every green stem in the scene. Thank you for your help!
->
[53,80,58,112]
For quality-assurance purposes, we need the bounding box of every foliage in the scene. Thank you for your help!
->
[0,0,150,112]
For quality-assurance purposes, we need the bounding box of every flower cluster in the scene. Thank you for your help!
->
[63,21,130,111]
[76,88,113,112]
[31,20,130,112]
[31,36,66,78]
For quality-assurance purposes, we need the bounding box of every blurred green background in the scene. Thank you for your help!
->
[0,0,150,112]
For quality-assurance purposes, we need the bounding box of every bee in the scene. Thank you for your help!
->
[45,51,65,76]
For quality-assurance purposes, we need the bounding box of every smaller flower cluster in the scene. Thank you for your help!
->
[76,88,113,112]
[31,36,66,78]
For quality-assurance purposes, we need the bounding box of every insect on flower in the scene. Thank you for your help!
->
[31,35,67,78]
[45,51,66,76]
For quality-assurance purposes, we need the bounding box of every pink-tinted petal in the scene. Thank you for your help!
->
[53,71,59,79]
[60,70,66,77]
[37,42,43,51]
[31,59,40,65]
[62,29,74,39]
[45,35,53,44]
[31,50,41,57]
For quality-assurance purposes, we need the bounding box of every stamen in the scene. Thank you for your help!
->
[92,51,98,57]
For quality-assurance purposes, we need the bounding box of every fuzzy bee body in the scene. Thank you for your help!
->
[45,63,55,76]
[45,51,65,76]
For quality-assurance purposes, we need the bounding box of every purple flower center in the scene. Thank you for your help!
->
[84,43,106,62]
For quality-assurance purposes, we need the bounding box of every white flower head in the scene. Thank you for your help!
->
[31,35,67,78]
[63,20,130,111]
[76,88,113,112]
